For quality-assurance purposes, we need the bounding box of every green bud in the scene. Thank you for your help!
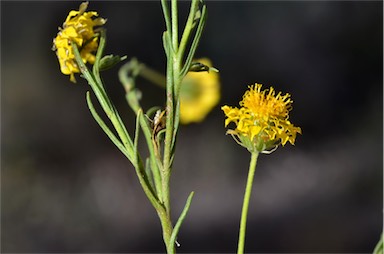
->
[189,62,219,73]
[99,55,127,71]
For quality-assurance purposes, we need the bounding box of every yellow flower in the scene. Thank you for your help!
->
[52,2,106,83]
[179,58,220,124]
[222,84,301,153]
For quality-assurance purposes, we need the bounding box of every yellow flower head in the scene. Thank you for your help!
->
[222,84,301,153]
[52,2,106,82]
[179,58,220,124]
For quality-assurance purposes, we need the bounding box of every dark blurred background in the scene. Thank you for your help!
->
[1,1,383,253]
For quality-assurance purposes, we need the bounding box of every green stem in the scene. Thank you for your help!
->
[163,51,174,215]
[157,209,174,253]
[136,105,163,202]
[119,61,164,202]
[171,0,179,51]
[237,152,259,254]
[159,0,206,252]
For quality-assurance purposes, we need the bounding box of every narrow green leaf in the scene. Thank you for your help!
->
[90,30,115,111]
[169,191,195,254]
[132,111,159,201]
[86,92,132,161]
[131,112,162,210]
[73,43,134,160]
[145,157,155,192]
[133,109,142,167]
[93,29,107,80]
[163,31,171,59]
[180,4,207,78]
[171,99,180,152]
[72,43,112,114]
[156,128,167,143]
[161,0,172,37]
[132,161,163,214]
[177,0,200,62]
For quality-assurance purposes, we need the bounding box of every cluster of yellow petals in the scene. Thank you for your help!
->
[222,84,301,150]
[52,2,106,82]
[179,58,220,124]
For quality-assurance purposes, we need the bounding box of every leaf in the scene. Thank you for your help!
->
[180,4,207,78]
[133,109,142,166]
[169,192,195,254]
[86,91,132,161]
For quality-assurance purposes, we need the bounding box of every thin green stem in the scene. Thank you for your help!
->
[131,112,162,211]
[237,152,259,254]
[132,162,165,217]
[159,3,176,249]
[171,0,179,51]
[163,50,174,215]
[157,208,174,253]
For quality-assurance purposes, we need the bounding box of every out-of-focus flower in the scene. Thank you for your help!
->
[52,2,106,82]
[179,58,220,124]
[222,84,301,153]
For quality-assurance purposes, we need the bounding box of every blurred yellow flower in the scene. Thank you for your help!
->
[52,2,106,82]
[179,58,220,124]
[222,84,301,152]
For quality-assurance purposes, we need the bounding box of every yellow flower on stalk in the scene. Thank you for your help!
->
[179,58,220,124]
[52,2,106,83]
[222,84,301,153]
